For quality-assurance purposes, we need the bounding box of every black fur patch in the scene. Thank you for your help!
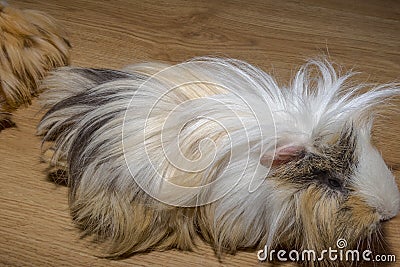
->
[273,124,358,193]
[71,68,133,85]
[41,69,149,196]
[0,113,16,130]
[41,69,143,138]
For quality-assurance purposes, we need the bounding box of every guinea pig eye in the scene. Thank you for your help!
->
[311,170,344,190]
[327,178,341,189]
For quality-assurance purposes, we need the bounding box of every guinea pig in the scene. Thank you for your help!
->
[0,1,70,128]
[38,57,400,265]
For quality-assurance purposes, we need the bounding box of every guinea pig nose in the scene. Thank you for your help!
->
[378,206,399,222]
[379,214,392,222]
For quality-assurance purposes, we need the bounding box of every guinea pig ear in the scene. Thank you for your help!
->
[260,142,307,167]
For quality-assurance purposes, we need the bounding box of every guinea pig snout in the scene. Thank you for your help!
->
[368,180,400,222]
[377,189,400,221]
[354,176,400,223]
[355,144,400,222]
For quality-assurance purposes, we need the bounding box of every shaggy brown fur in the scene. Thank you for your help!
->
[0,2,70,127]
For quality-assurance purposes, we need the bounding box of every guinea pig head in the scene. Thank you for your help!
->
[261,122,400,254]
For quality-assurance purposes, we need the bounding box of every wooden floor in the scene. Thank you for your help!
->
[1,0,399,266]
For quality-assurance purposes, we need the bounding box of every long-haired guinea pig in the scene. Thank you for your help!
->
[0,2,70,128]
[38,57,400,265]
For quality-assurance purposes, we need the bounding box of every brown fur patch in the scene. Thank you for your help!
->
[70,190,200,257]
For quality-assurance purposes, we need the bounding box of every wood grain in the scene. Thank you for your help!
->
[0,0,399,266]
